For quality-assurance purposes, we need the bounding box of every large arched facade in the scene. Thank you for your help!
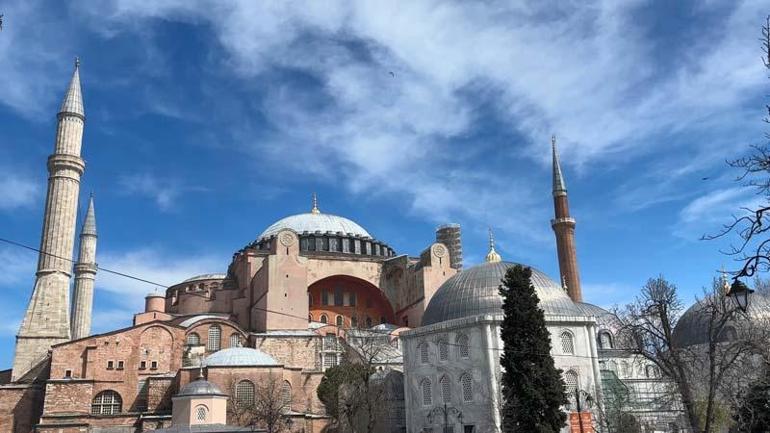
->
[308,275,395,328]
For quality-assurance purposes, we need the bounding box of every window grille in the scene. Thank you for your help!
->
[207,325,221,351]
[107,361,114,370]
[645,365,659,378]
[229,333,240,348]
[421,379,432,406]
[440,375,451,403]
[461,374,473,402]
[438,339,449,361]
[350,292,356,306]
[236,380,255,405]
[456,334,469,358]
[420,342,429,364]
[323,335,337,351]
[322,290,329,305]
[336,315,344,327]
[323,353,337,370]
[564,370,579,393]
[281,381,292,411]
[599,332,613,349]
[195,405,207,422]
[334,287,343,306]
[351,317,358,328]
[186,333,200,346]
[320,314,328,324]
[560,331,575,354]
[92,390,122,415]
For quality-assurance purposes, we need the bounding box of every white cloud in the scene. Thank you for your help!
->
[0,246,37,285]
[0,174,41,211]
[675,187,766,240]
[117,173,207,211]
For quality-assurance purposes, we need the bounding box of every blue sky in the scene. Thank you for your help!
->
[1,0,769,367]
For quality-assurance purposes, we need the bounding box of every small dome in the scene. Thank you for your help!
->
[574,302,621,331]
[205,347,279,367]
[258,212,371,241]
[177,377,226,397]
[422,261,580,326]
[673,292,770,347]
[182,273,226,283]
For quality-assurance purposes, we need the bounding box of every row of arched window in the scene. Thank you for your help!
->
[420,374,473,406]
[602,360,660,379]
[418,334,469,364]
[312,314,384,328]
[186,327,242,352]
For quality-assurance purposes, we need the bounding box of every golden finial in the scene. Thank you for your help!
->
[485,227,502,263]
[720,266,730,293]
[311,192,320,214]
[562,275,569,291]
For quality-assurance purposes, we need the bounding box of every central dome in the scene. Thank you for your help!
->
[422,261,580,326]
[258,212,372,241]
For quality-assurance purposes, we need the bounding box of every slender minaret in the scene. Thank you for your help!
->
[550,135,582,302]
[71,195,97,340]
[13,59,86,381]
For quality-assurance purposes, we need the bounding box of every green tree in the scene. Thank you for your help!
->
[499,264,567,432]
[317,362,373,428]
[732,363,770,433]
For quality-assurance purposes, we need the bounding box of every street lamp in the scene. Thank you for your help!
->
[727,279,754,313]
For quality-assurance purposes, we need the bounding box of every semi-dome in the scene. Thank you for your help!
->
[673,291,770,347]
[422,261,580,326]
[204,347,280,367]
[259,212,371,241]
[177,377,227,397]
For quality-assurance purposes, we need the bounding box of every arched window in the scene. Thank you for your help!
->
[645,365,659,378]
[320,314,328,324]
[440,375,451,403]
[421,379,432,406]
[560,331,575,354]
[92,390,122,415]
[419,342,429,364]
[281,381,292,412]
[195,405,208,423]
[366,316,373,328]
[207,325,221,351]
[336,315,344,327]
[460,374,473,402]
[229,333,240,348]
[564,370,579,394]
[438,339,449,361]
[351,316,358,328]
[599,331,613,349]
[236,380,255,405]
[456,334,469,358]
[186,333,200,346]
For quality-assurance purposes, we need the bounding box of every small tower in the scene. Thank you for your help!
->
[436,224,463,270]
[13,59,86,381]
[485,228,502,263]
[71,195,97,340]
[550,136,583,302]
[171,374,228,427]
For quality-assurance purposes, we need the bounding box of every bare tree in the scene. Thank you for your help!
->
[705,16,770,281]
[226,373,293,433]
[615,276,767,433]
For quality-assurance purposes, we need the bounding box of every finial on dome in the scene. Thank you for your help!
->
[720,266,730,293]
[75,56,80,69]
[311,192,320,214]
[562,275,569,291]
[485,227,502,263]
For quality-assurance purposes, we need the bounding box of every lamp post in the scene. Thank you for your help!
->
[727,279,754,313]
[427,403,463,433]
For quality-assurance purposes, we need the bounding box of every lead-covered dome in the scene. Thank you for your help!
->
[673,292,770,347]
[259,212,371,241]
[204,347,280,367]
[177,377,226,397]
[422,261,580,326]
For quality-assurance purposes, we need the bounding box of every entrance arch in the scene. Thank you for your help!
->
[308,275,395,328]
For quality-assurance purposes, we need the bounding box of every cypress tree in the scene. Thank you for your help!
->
[499,264,567,432]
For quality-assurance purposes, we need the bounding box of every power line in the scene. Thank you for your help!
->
[0,235,602,361]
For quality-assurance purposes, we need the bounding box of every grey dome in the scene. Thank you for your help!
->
[673,292,770,347]
[422,261,580,326]
[182,273,226,283]
[177,377,226,397]
[205,347,279,367]
[259,212,371,241]
[574,302,621,331]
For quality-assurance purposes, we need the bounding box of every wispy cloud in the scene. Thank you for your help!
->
[0,246,36,285]
[117,173,207,211]
[0,173,41,211]
[676,187,765,239]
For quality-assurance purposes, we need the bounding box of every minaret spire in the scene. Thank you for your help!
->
[71,195,98,340]
[485,227,502,263]
[311,192,320,214]
[550,135,583,302]
[13,60,87,380]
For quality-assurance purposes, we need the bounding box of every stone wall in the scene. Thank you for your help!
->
[0,384,44,433]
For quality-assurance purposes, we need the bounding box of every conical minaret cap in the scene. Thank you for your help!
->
[552,135,566,196]
[59,57,84,118]
[81,195,97,236]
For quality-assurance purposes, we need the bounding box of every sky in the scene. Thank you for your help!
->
[0,0,769,368]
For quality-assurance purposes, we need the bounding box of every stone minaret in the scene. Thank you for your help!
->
[13,59,85,381]
[550,135,582,302]
[71,195,97,340]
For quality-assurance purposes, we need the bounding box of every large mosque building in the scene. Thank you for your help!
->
[0,62,683,433]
